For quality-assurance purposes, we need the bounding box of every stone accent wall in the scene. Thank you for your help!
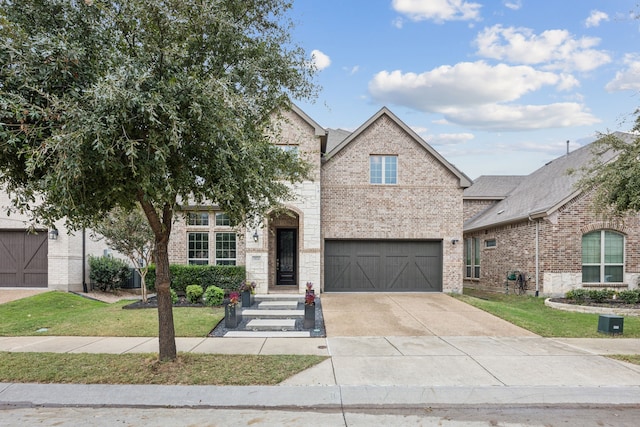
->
[321,114,465,293]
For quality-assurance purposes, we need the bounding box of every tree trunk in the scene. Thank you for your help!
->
[155,235,177,361]
[138,195,177,361]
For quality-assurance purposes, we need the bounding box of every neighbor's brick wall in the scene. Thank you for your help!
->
[321,114,465,293]
[463,199,497,222]
[464,190,640,295]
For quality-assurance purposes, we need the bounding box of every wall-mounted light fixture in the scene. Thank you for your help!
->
[451,239,459,245]
[48,229,59,240]
[253,231,259,242]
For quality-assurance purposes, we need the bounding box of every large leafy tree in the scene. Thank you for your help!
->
[576,115,640,217]
[0,0,315,360]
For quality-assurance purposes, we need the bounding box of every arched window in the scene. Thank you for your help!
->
[581,230,624,283]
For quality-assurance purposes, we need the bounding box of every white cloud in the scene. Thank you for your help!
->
[475,25,611,72]
[392,0,481,23]
[310,50,331,71]
[343,65,360,75]
[585,10,609,28]
[443,103,600,131]
[368,61,574,112]
[605,54,640,92]
[503,0,522,11]
[427,132,475,145]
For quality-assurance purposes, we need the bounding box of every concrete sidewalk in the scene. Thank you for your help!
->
[1,335,640,408]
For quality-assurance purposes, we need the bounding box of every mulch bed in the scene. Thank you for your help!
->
[549,298,640,310]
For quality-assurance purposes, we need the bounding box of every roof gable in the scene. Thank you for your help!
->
[323,107,471,187]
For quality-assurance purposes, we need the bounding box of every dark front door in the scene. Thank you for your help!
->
[276,228,297,286]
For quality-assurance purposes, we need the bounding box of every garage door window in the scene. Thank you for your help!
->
[370,155,397,184]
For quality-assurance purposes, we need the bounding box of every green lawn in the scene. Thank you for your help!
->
[0,291,221,337]
[0,352,327,385]
[453,288,640,338]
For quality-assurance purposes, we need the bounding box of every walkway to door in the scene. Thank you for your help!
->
[320,293,536,337]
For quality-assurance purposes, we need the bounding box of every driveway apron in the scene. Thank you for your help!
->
[320,292,536,337]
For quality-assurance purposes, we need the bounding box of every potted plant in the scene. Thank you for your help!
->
[303,288,315,329]
[224,292,242,328]
[239,280,256,307]
[305,281,314,295]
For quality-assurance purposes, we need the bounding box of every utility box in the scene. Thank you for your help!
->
[598,314,624,335]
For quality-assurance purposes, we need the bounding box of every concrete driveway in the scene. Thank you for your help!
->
[320,292,536,337]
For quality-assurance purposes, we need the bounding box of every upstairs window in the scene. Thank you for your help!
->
[215,212,231,227]
[187,212,209,226]
[582,230,624,283]
[370,155,397,184]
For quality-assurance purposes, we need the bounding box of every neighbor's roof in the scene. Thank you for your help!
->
[463,175,525,200]
[464,132,636,232]
[323,107,472,188]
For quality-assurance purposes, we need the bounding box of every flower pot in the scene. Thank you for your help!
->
[225,304,242,328]
[241,291,254,308]
[303,304,315,329]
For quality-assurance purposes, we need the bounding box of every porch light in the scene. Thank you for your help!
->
[451,239,459,245]
[253,231,259,242]
[48,229,59,240]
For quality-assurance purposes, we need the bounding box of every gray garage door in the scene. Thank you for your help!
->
[324,240,442,292]
[0,230,48,287]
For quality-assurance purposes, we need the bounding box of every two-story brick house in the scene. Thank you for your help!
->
[463,132,640,296]
[169,105,471,294]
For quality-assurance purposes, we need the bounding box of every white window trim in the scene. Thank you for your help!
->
[582,230,625,283]
[187,232,209,265]
[370,155,398,185]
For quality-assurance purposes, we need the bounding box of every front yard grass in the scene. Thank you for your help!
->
[0,352,327,385]
[0,291,328,385]
[454,288,640,338]
[0,291,219,337]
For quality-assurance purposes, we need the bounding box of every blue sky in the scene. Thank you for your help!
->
[289,0,640,179]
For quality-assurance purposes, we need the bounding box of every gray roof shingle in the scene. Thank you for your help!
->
[464,132,636,232]
[463,175,525,199]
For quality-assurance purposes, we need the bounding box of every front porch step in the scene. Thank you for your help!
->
[246,319,296,331]
[258,300,299,310]
[255,294,304,303]
[242,309,304,319]
[224,331,310,338]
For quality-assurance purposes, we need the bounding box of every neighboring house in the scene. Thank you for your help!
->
[463,132,640,296]
[1,105,470,293]
[169,105,471,293]
[0,190,125,291]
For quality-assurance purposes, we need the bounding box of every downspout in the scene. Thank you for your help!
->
[534,219,539,297]
[82,228,87,293]
[528,215,540,297]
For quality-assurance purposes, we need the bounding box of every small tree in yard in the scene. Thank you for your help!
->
[0,1,315,361]
[93,207,155,303]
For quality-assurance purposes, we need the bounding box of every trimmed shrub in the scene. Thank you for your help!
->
[170,288,178,304]
[146,264,245,293]
[588,288,615,303]
[617,289,640,304]
[203,285,224,307]
[186,285,203,304]
[89,255,131,292]
[565,288,588,302]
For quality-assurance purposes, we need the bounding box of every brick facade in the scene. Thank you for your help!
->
[463,191,640,296]
[321,113,466,293]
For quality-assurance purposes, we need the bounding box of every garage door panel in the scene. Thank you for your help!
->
[325,240,442,292]
[0,231,48,288]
